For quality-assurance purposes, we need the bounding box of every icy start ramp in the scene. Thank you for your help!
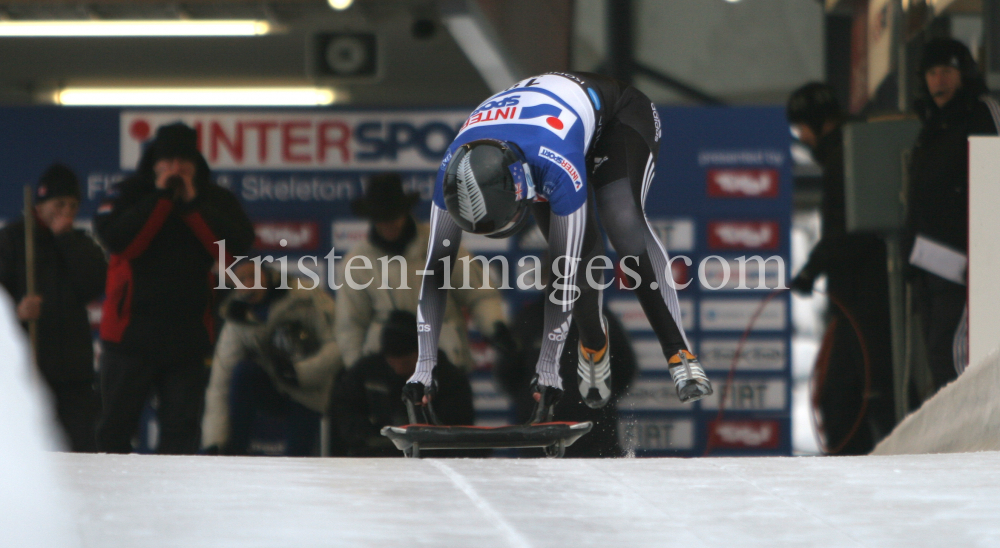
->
[56,452,1000,548]
[873,348,1000,455]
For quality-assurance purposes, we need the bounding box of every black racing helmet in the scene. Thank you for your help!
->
[442,139,534,239]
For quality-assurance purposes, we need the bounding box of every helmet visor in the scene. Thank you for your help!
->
[484,201,531,239]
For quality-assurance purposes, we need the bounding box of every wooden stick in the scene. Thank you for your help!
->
[23,185,37,355]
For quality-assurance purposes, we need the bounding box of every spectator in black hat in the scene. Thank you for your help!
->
[0,163,107,452]
[907,38,999,393]
[329,309,475,456]
[334,172,511,373]
[94,122,255,454]
[786,83,896,454]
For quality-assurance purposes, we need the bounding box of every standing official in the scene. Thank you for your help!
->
[0,164,107,451]
[907,38,999,392]
[335,173,510,371]
[787,83,895,453]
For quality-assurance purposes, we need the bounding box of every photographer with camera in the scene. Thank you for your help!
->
[94,122,255,454]
[201,260,343,456]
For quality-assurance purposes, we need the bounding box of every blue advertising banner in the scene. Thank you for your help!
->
[0,104,792,456]
[615,106,793,456]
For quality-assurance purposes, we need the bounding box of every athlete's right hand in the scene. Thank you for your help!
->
[402,382,431,406]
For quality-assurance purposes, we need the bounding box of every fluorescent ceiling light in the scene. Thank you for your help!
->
[54,87,337,106]
[0,20,272,37]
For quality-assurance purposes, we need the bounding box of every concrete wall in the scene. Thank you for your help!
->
[573,0,826,105]
[969,136,1000,368]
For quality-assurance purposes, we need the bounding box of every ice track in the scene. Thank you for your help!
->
[57,451,1000,548]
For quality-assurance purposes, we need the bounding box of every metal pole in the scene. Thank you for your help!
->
[895,0,908,112]
[888,148,915,424]
[891,1,910,423]
[23,185,37,356]
[885,234,909,423]
[606,0,634,84]
[985,0,1000,92]
[320,416,330,457]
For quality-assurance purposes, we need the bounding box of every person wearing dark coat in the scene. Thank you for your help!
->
[0,164,107,452]
[494,296,638,457]
[787,83,896,454]
[330,310,476,457]
[907,38,999,393]
[94,122,255,454]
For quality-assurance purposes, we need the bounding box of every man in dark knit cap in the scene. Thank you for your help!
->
[0,163,107,451]
[907,38,999,394]
[329,310,475,456]
[334,172,510,372]
[94,122,255,454]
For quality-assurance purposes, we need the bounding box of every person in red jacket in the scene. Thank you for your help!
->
[95,122,254,454]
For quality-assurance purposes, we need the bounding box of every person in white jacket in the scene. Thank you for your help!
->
[202,261,342,455]
[335,173,513,372]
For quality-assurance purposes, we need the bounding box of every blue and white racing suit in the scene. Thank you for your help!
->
[411,72,691,390]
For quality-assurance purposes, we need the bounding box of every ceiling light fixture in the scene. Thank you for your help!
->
[328,0,354,11]
[53,87,338,106]
[0,20,272,37]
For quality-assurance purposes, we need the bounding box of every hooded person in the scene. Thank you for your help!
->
[909,38,999,255]
[907,38,1000,393]
[94,122,255,454]
[0,163,107,452]
[786,83,896,454]
[334,172,512,372]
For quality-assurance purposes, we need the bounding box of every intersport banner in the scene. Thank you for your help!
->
[0,105,793,456]
[119,111,468,170]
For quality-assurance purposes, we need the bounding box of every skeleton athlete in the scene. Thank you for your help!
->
[406,72,712,421]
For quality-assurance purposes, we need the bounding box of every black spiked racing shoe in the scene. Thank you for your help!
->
[667,350,713,403]
[402,381,440,425]
[527,375,564,424]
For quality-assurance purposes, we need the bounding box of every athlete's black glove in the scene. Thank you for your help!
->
[402,381,439,425]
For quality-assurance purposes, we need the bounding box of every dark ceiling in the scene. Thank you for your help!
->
[0,0,510,106]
